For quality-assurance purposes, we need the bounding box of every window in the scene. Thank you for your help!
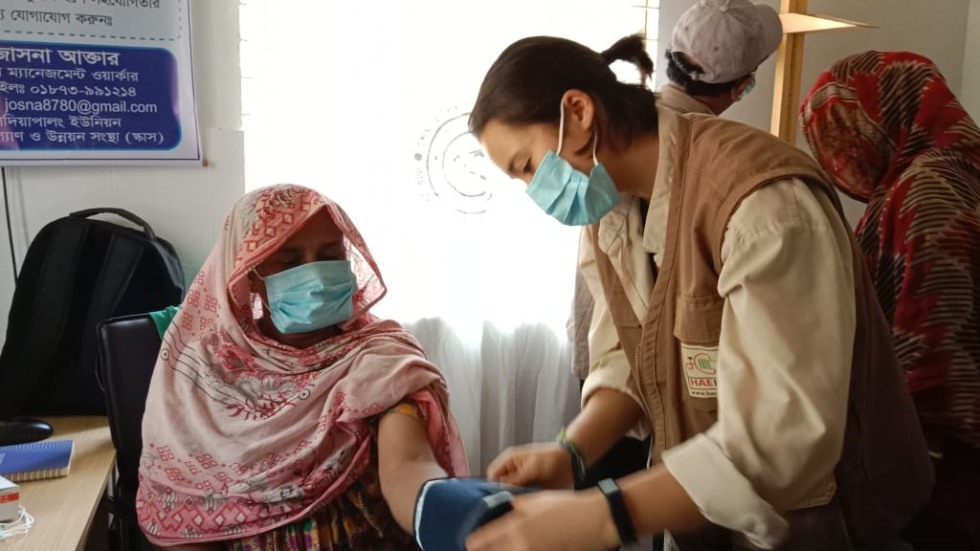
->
[239,0,656,326]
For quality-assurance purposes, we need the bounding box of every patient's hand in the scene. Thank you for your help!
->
[487,443,573,490]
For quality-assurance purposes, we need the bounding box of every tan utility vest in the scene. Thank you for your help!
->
[590,113,932,548]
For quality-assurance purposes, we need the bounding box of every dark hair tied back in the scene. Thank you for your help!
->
[469,34,659,147]
[601,34,654,83]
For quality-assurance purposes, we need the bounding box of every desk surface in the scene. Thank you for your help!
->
[0,416,116,551]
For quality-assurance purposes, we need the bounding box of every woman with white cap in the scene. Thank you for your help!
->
[659,0,782,115]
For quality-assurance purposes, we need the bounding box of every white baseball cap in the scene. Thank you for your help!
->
[670,0,783,84]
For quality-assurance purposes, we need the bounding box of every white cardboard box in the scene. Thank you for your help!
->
[0,475,19,522]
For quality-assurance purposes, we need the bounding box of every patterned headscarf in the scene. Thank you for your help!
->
[136,184,468,545]
[801,51,980,449]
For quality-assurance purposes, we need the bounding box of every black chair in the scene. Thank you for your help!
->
[96,313,162,551]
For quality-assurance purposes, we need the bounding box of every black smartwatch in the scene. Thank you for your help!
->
[597,478,637,545]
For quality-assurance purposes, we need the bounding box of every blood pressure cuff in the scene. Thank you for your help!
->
[413,478,535,551]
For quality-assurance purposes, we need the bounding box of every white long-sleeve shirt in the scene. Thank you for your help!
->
[578,109,857,549]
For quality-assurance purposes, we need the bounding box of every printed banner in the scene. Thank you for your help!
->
[0,0,199,164]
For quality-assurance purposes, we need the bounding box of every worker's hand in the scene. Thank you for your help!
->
[487,443,574,490]
[466,489,619,551]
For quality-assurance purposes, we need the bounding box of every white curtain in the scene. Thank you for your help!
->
[240,0,647,474]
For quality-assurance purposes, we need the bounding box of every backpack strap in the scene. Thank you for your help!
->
[0,223,88,417]
[149,239,186,298]
[83,235,144,391]
[74,207,184,299]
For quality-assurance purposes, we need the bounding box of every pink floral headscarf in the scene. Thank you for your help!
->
[136,184,468,545]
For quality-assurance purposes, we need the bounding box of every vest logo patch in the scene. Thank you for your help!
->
[681,343,718,398]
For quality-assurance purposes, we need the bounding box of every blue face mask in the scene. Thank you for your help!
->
[735,75,757,102]
[260,260,356,334]
[525,103,622,226]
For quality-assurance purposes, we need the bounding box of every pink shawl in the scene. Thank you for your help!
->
[136,184,468,545]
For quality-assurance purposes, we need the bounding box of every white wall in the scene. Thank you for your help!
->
[963,0,980,119]
[0,0,245,345]
[657,0,971,225]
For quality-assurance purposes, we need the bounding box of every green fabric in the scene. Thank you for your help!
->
[148,305,180,339]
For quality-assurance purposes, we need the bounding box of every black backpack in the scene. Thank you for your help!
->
[0,208,185,417]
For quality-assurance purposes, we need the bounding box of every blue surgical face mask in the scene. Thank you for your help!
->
[259,260,356,334]
[525,102,622,226]
[735,75,757,102]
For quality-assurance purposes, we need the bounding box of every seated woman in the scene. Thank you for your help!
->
[802,50,980,549]
[136,184,468,550]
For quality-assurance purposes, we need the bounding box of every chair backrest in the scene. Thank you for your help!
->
[96,313,162,502]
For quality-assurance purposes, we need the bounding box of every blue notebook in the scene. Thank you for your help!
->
[0,439,74,482]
